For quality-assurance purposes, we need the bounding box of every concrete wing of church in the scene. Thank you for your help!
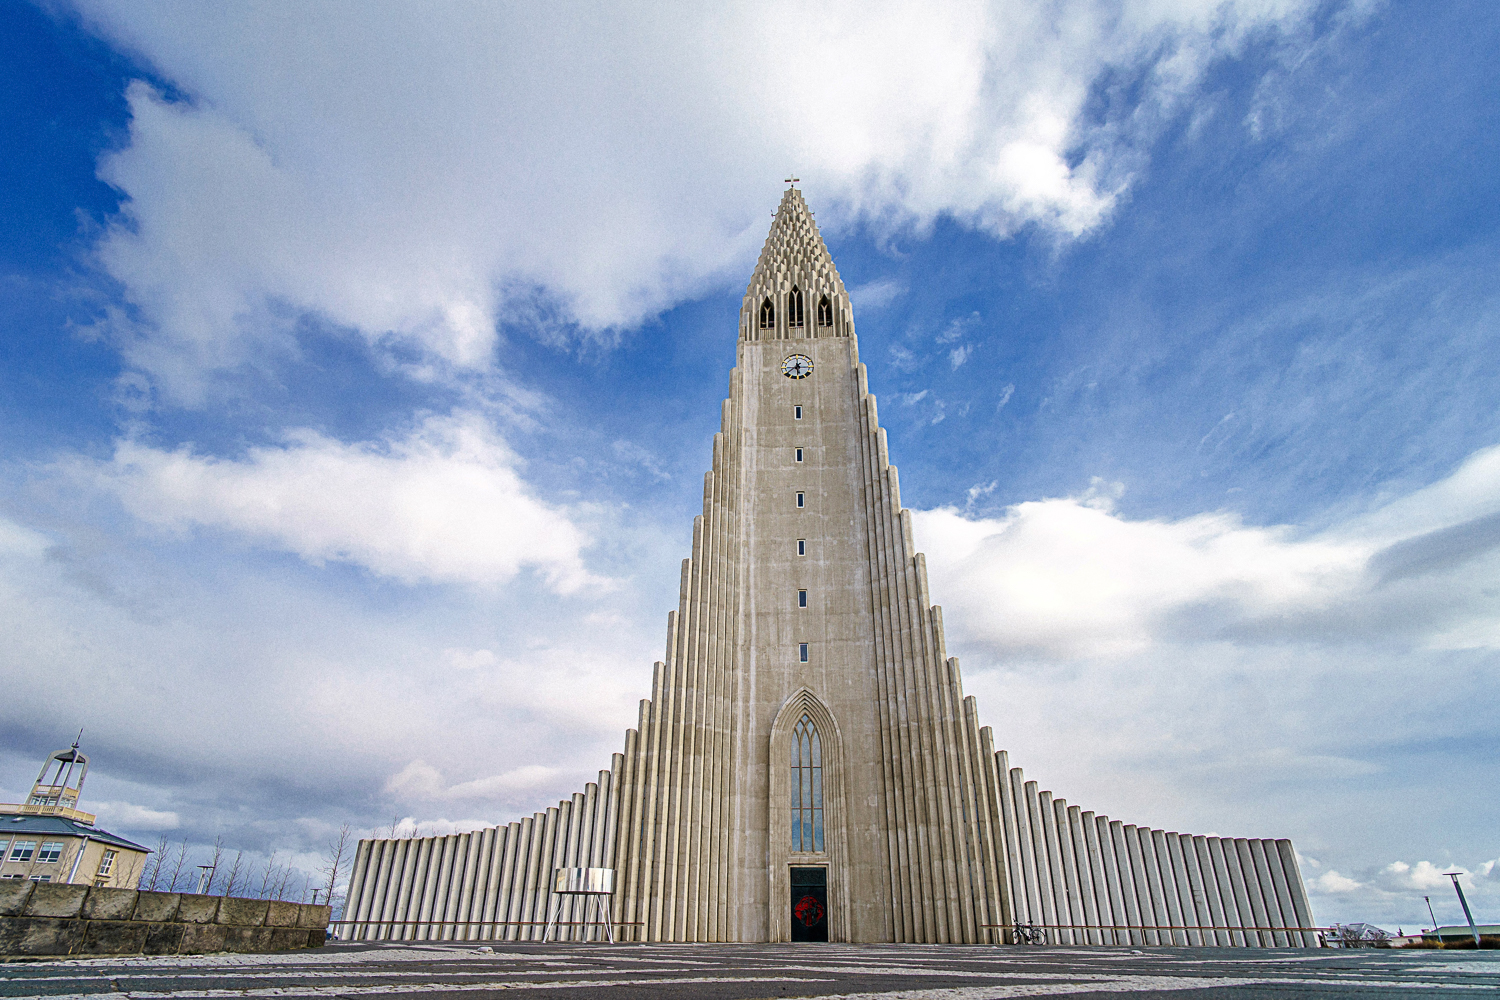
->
[341,189,1315,946]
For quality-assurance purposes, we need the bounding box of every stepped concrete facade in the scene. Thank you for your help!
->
[342,189,1315,945]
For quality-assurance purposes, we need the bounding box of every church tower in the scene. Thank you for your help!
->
[342,189,1316,947]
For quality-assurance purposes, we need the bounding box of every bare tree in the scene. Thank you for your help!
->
[318,824,354,916]
[257,851,280,899]
[273,863,296,901]
[202,836,224,894]
[387,816,400,840]
[219,849,245,897]
[141,836,169,891]
[167,839,190,891]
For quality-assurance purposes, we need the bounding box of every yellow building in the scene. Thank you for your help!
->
[0,742,149,887]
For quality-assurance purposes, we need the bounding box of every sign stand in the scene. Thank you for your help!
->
[543,867,616,943]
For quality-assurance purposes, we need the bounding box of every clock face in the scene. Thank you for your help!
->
[782,354,813,379]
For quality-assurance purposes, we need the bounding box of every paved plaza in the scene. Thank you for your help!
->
[2,942,1498,999]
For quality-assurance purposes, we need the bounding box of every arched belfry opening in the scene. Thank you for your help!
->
[817,294,833,328]
[759,297,775,333]
[788,286,805,329]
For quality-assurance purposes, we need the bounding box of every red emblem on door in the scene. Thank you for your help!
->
[794,894,825,926]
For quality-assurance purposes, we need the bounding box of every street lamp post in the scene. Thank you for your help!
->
[195,865,215,895]
[1424,895,1438,934]
[1444,872,1481,948]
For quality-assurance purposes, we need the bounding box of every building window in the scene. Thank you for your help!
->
[798,589,808,608]
[759,297,775,330]
[799,642,809,662]
[796,492,804,507]
[28,875,50,883]
[795,448,803,462]
[817,295,833,327]
[791,713,824,852]
[797,539,806,556]
[788,286,805,328]
[0,873,24,880]
[97,850,117,876]
[794,405,802,419]
[37,842,63,864]
[8,841,35,863]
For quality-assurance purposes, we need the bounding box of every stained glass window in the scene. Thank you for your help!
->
[791,713,824,852]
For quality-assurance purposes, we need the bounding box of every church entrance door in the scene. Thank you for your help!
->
[789,866,828,941]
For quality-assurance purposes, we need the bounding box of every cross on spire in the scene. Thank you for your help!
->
[784,176,799,185]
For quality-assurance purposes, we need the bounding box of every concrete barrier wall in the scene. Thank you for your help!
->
[0,882,331,958]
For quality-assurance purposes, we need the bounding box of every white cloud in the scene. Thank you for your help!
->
[386,759,564,807]
[915,443,1500,660]
[79,411,594,591]
[91,800,181,831]
[996,383,1015,409]
[1314,870,1362,893]
[1379,860,1463,892]
[949,344,973,369]
[68,0,1322,401]
[848,278,905,312]
[443,647,498,671]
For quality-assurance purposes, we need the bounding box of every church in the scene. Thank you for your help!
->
[341,188,1315,946]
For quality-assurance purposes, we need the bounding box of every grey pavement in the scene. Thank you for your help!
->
[2,942,1498,999]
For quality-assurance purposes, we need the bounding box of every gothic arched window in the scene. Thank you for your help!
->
[791,713,824,852]
[817,295,833,327]
[760,297,775,330]
[788,287,805,328]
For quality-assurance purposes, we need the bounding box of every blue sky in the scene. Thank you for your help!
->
[2,0,1498,929]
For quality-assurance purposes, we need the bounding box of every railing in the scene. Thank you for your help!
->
[984,923,1332,946]
[333,919,645,943]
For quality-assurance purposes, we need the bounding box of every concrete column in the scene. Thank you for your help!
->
[1276,840,1316,947]
[1231,839,1270,947]
[1148,830,1185,946]
[1070,806,1101,944]
[1208,837,1246,947]
[1023,779,1055,936]
[1250,839,1290,947]
[1096,816,1128,946]
[1051,798,1084,944]
[1009,769,1040,928]
[1122,826,1158,945]
[1037,790,1068,942]
[1169,834,1205,946]
[1192,836,1230,946]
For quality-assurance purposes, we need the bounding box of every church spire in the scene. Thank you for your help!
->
[741,187,852,341]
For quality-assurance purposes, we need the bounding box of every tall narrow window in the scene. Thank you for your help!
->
[798,589,808,608]
[795,448,803,462]
[759,297,775,330]
[797,539,806,556]
[97,850,116,876]
[791,713,824,852]
[817,295,833,327]
[794,405,803,420]
[799,642,809,662]
[788,286,805,328]
[796,492,804,507]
